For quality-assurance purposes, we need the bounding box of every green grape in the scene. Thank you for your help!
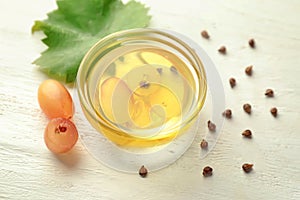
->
[44,118,78,154]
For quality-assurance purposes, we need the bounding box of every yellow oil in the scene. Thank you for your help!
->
[92,46,200,147]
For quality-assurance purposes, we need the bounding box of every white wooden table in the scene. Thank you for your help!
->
[0,0,299,199]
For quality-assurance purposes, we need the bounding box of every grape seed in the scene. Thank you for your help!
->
[200,139,208,149]
[270,107,278,117]
[229,78,236,88]
[139,165,148,178]
[207,120,216,132]
[242,163,254,173]
[201,30,210,39]
[242,129,252,138]
[202,166,213,177]
[218,46,226,54]
[248,39,255,48]
[243,103,252,114]
[245,65,253,76]
[265,89,274,97]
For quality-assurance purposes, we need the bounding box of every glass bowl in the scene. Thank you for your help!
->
[75,28,223,173]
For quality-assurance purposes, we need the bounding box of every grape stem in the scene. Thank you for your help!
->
[55,125,67,134]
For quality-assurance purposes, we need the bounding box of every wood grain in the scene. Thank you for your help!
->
[0,0,299,199]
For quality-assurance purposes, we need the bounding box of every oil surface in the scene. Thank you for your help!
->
[92,46,199,146]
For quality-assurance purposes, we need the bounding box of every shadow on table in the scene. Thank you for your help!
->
[53,148,81,168]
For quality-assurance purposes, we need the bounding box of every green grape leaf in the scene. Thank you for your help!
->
[32,0,151,83]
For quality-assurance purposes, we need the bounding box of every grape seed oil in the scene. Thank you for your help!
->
[88,45,203,147]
